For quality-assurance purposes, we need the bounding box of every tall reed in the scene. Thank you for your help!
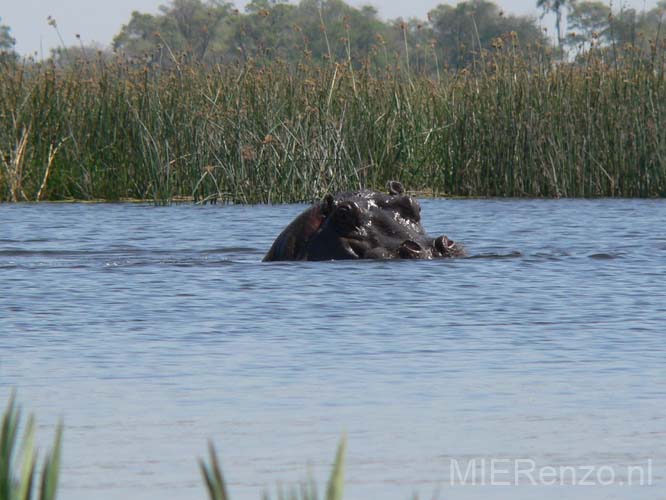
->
[1,40,665,203]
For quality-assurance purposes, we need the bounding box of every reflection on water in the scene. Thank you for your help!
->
[1,199,665,500]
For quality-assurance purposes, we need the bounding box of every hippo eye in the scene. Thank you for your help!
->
[334,202,359,227]
[396,196,421,222]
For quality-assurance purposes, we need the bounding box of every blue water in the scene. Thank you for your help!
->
[1,199,665,500]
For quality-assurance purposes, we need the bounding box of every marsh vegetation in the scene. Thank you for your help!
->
[1,1,665,202]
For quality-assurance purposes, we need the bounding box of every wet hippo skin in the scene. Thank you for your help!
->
[264,181,465,261]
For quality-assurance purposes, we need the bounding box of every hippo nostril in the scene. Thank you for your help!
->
[398,240,424,259]
[434,235,455,256]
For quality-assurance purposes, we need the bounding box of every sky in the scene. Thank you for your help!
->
[1,0,660,57]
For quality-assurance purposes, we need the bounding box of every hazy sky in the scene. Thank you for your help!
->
[2,0,659,57]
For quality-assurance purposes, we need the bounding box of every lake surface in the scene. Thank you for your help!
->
[1,199,665,500]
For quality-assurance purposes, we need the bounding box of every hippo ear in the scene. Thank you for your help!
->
[388,181,405,196]
[322,193,336,217]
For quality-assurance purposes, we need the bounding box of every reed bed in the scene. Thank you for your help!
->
[1,43,665,203]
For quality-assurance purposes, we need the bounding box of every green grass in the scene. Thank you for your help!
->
[0,395,62,500]
[1,41,665,203]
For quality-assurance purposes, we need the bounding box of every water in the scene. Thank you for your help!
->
[1,199,665,500]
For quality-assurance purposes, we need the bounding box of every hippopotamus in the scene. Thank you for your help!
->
[263,181,465,261]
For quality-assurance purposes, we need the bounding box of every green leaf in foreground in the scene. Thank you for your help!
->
[0,394,63,500]
[199,442,230,500]
[200,437,347,500]
[325,437,346,500]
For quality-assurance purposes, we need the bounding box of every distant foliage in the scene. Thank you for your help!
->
[0,17,17,63]
[536,0,573,48]
[0,18,15,50]
[566,1,666,56]
[428,0,548,68]
[110,0,548,71]
[113,0,232,64]
[50,42,115,68]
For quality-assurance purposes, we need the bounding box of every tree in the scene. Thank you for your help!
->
[567,1,666,62]
[609,4,664,51]
[113,11,164,59]
[113,0,231,63]
[566,1,611,48]
[224,0,393,65]
[384,16,436,75]
[224,0,299,62]
[0,17,17,63]
[109,0,554,70]
[537,0,572,49]
[163,0,231,60]
[430,0,546,68]
[293,0,388,62]
[0,17,16,49]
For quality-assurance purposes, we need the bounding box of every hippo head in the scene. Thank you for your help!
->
[263,181,465,262]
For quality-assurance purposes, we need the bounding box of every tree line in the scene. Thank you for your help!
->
[98,0,551,69]
[1,0,665,69]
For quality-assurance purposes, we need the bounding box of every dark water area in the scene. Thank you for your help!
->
[1,199,665,500]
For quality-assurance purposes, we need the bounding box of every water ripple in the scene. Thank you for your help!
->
[1,199,665,500]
